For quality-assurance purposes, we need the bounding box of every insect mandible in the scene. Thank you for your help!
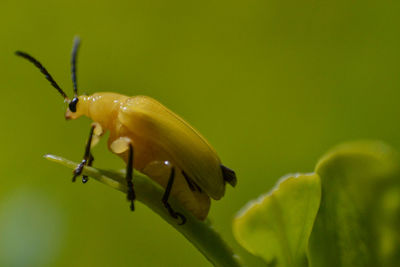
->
[16,37,237,224]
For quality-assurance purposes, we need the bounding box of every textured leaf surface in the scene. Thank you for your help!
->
[309,141,400,267]
[233,173,321,267]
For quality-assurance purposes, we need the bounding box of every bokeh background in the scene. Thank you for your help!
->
[1,0,400,266]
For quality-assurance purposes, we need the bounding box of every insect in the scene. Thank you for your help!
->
[15,37,236,224]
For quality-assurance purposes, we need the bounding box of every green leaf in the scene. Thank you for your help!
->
[233,173,321,267]
[44,154,242,267]
[308,141,400,267]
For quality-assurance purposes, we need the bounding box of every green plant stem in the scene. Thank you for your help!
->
[44,154,242,267]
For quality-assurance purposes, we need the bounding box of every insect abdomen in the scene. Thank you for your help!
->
[221,165,237,187]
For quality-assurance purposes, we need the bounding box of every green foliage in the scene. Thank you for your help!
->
[233,141,400,267]
[233,174,320,267]
[310,141,400,267]
[46,141,400,267]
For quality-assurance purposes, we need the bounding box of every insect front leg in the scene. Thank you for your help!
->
[73,123,102,183]
[82,153,94,183]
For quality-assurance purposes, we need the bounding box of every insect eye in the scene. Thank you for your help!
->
[69,97,79,112]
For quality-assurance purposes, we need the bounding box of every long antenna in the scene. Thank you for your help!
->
[15,51,69,100]
[71,36,80,97]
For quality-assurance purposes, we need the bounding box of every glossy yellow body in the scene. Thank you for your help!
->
[65,92,227,220]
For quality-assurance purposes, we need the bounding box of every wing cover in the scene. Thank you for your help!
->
[118,96,225,200]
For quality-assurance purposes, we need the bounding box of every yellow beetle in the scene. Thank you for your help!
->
[16,37,236,224]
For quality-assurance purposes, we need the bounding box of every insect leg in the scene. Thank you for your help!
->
[182,170,196,191]
[162,167,187,225]
[126,144,136,211]
[182,170,202,192]
[72,125,95,183]
[82,153,94,183]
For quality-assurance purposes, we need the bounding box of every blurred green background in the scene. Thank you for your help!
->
[1,0,400,266]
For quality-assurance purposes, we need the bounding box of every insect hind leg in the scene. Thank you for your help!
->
[162,166,186,225]
[182,170,202,192]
